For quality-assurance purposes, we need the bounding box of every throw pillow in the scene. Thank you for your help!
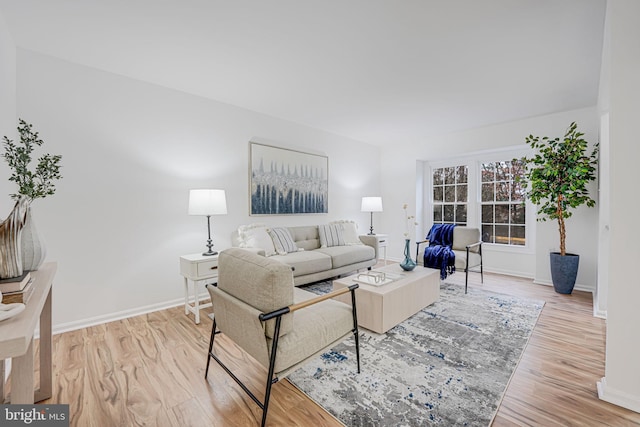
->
[238,223,276,256]
[318,224,346,248]
[330,220,362,245]
[268,227,299,255]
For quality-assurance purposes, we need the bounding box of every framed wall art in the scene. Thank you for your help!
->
[249,142,328,215]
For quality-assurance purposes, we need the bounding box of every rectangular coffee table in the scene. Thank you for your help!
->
[333,264,440,334]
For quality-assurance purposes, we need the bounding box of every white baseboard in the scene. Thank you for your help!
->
[532,278,594,294]
[388,258,534,280]
[572,283,595,293]
[51,295,199,336]
[532,279,551,286]
[592,289,608,319]
[597,377,640,413]
[593,308,607,319]
[482,267,533,279]
[593,310,607,320]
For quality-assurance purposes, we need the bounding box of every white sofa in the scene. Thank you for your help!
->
[231,223,378,286]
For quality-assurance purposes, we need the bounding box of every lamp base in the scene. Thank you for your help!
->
[203,232,217,256]
[367,213,376,236]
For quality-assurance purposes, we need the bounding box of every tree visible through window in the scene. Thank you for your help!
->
[432,166,467,226]
[481,160,526,245]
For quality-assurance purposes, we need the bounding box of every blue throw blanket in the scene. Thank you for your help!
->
[423,224,456,279]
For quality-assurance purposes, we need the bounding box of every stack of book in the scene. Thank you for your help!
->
[0,271,34,304]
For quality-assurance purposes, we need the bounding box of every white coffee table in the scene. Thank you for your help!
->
[333,264,440,334]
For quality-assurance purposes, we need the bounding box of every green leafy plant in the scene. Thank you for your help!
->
[517,122,598,256]
[2,119,62,202]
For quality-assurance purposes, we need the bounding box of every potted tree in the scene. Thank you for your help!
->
[519,122,598,294]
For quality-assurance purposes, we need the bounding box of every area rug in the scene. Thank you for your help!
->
[288,282,544,426]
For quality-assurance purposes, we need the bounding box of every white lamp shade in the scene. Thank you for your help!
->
[188,189,228,215]
[361,196,383,212]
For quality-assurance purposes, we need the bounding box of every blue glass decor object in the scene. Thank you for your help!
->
[399,238,416,271]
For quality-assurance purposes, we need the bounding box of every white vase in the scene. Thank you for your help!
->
[0,197,29,279]
[21,207,46,271]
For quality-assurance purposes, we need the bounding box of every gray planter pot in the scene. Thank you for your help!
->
[549,252,579,294]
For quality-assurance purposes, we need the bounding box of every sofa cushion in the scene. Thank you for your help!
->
[454,249,482,270]
[315,244,376,268]
[269,227,299,255]
[331,220,363,245]
[217,248,293,338]
[318,224,346,248]
[269,287,354,374]
[238,223,276,256]
[453,227,481,253]
[287,226,321,251]
[271,250,332,276]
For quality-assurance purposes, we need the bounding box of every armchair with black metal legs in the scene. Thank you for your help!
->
[204,248,361,427]
[415,225,483,294]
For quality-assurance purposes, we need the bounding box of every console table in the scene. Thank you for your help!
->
[180,253,218,324]
[0,262,56,403]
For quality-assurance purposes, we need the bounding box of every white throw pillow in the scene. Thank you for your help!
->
[330,220,362,245]
[238,223,276,256]
[318,224,346,248]
[268,227,298,255]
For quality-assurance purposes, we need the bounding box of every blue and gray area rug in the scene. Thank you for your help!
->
[288,282,544,426]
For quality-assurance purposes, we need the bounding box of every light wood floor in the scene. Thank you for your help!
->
[25,267,640,426]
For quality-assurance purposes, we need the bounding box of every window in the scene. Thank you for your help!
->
[426,149,531,251]
[480,160,526,246]
[432,166,467,226]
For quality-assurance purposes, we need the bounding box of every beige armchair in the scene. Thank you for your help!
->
[205,248,360,427]
[415,225,483,294]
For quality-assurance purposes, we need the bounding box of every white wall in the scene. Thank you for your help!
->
[380,107,600,290]
[5,49,381,330]
[595,113,609,318]
[0,10,16,137]
[595,0,612,318]
[0,8,16,383]
[596,0,640,413]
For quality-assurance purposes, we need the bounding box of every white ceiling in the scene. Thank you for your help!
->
[0,0,606,145]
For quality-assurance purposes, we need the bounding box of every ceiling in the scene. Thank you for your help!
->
[0,0,607,145]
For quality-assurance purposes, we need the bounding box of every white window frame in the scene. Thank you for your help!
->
[431,165,469,225]
[423,146,535,255]
[478,159,527,247]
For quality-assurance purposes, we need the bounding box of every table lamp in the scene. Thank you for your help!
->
[189,189,227,256]
[361,196,383,235]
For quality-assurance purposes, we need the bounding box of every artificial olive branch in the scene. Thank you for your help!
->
[2,119,62,202]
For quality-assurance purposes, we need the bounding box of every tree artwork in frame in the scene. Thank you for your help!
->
[250,142,328,215]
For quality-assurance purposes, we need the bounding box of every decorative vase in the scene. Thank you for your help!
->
[21,207,47,272]
[0,197,29,279]
[399,238,416,271]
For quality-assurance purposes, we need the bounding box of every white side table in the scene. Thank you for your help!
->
[375,234,388,265]
[179,253,219,324]
[361,234,388,265]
